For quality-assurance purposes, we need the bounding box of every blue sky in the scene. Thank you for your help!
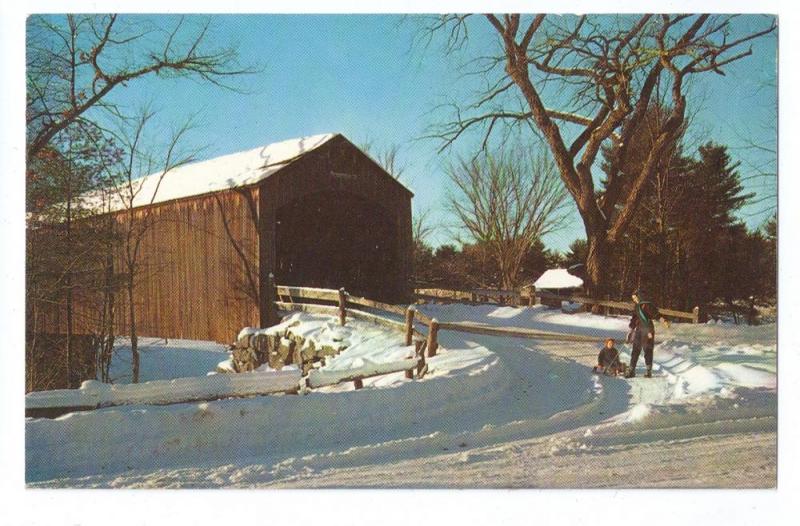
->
[76,14,777,252]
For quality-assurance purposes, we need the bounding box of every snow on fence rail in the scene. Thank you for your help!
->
[414,287,700,323]
[26,368,303,418]
[436,321,600,343]
[306,357,421,389]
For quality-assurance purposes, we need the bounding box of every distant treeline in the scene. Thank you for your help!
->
[415,142,776,313]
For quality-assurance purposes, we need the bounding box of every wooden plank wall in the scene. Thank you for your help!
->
[112,188,261,343]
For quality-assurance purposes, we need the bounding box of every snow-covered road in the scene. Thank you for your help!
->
[25,305,776,488]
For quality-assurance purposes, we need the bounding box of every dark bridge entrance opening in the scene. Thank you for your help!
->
[275,190,401,302]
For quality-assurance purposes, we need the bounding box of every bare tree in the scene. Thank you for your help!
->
[427,14,776,297]
[25,125,121,390]
[26,14,255,161]
[412,207,436,251]
[109,108,198,383]
[359,138,408,180]
[447,150,570,289]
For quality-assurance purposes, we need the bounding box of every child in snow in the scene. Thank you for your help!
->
[626,289,659,378]
[593,338,624,375]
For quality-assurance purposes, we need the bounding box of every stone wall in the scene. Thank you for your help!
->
[228,321,349,374]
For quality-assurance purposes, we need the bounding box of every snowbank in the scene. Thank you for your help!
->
[649,338,776,400]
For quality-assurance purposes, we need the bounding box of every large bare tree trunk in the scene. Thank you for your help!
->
[585,233,610,300]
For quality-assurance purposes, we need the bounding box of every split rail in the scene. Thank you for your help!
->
[414,287,700,323]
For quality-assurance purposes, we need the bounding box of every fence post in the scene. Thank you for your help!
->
[404,306,415,346]
[266,273,278,326]
[405,339,419,379]
[414,339,427,376]
[529,285,535,307]
[692,306,700,324]
[604,294,610,316]
[338,288,347,326]
[427,318,440,357]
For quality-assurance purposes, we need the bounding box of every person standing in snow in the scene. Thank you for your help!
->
[626,289,659,378]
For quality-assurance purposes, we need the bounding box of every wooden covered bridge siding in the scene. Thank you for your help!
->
[95,135,412,343]
[114,188,262,343]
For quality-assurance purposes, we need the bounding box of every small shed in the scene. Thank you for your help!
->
[47,133,414,343]
[533,268,584,308]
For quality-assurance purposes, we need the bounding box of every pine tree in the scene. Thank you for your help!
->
[678,143,754,308]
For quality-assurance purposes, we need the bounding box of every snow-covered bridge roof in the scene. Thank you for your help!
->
[96,133,338,212]
[534,268,584,290]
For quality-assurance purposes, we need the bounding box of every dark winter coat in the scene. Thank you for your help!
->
[629,301,658,332]
[597,346,621,368]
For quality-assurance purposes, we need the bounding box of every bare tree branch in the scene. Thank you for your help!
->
[26,14,259,160]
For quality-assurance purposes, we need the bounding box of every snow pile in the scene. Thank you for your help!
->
[651,339,776,400]
[625,403,651,423]
[236,312,426,389]
[238,313,359,354]
[533,268,583,289]
[238,312,420,386]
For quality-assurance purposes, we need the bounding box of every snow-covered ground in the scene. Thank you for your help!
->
[109,337,229,383]
[25,304,776,488]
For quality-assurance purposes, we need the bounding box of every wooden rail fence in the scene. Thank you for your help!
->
[275,284,614,353]
[413,287,700,323]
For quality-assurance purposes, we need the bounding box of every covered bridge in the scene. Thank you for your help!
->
[89,133,413,343]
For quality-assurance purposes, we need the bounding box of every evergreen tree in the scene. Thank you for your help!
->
[562,239,588,270]
[678,143,754,308]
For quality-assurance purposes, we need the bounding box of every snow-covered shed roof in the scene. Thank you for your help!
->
[533,268,584,290]
[94,133,343,212]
